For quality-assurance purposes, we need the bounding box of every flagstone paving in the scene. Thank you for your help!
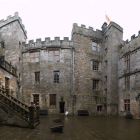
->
[0,115,140,140]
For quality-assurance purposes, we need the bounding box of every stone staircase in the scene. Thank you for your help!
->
[0,88,40,128]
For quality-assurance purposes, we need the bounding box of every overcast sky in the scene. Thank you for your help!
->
[0,0,140,42]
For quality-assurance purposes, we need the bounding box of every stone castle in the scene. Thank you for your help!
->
[0,12,140,118]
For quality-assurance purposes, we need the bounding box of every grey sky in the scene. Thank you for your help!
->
[0,0,140,42]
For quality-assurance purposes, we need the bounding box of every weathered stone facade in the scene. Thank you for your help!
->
[22,38,73,114]
[118,33,140,118]
[1,12,140,117]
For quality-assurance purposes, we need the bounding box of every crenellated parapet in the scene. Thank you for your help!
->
[0,12,27,38]
[119,31,140,57]
[72,23,103,43]
[22,37,73,52]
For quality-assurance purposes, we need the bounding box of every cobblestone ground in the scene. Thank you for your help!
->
[0,115,140,140]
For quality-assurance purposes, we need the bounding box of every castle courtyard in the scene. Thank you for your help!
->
[0,115,140,140]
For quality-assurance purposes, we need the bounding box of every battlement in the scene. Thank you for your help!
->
[120,31,140,57]
[72,23,103,40]
[123,30,140,45]
[104,22,123,34]
[23,37,73,52]
[0,12,27,38]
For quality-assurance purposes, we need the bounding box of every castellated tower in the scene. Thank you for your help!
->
[102,22,123,115]
[0,12,27,99]
[72,24,104,115]
[0,12,27,65]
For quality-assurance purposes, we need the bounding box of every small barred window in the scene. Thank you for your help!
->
[35,72,40,84]
[125,75,130,90]
[33,94,39,105]
[54,71,59,83]
[93,80,99,90]
[125,54,130,69]
[50,94,56,107]
[124,99,130,111]
[93,61,99,71]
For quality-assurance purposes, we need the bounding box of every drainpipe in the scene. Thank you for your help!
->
[72,47,75,115]
[117,55,119,116]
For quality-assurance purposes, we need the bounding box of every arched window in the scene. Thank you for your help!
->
[54,71,59,83]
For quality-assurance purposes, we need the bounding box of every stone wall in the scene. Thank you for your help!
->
[22,38,73,114]
[0,68,18,97]
[72,24,104,115]
[118,33,140,117]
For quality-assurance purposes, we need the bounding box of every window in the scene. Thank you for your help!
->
[5,77,9,89]
[93,80,99,90]
[50,94,56,107]
[19,42,21,48]
[49,50,60,62]
[35,72,40,84]
[124,99,130,111]
[125,75,130,90]
[92,42,98,51]
[97,105,102,111]
[54,71,59,84]
[1,42,4,48]
[125,54,130,69]
[105,36,108,42]
[30,52,39,62]
[54,71,59,83]
[105,60,107,67]
[105,76,107,82]
[105,48,108,55]
[93,61,99,71]
[105,89,107,95]
[33,94,39,105]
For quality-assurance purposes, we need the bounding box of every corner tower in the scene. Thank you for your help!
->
[102,22,123,115]
[72,24,104,114]
[0,12,27,99]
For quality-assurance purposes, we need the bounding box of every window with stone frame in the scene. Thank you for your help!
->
[93,80,99,90]
[33,94,39,105]
[92,61,99,71]
[50,94,56,108]
[49,50,60,62]
[30,52,39,62]
[92,42,98,51]
[125,75,130,90]
[54,71,59,83]
[35,72,40,84]
[124,99,130,111]
[125,53,130,69]
[97,105,102,111]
